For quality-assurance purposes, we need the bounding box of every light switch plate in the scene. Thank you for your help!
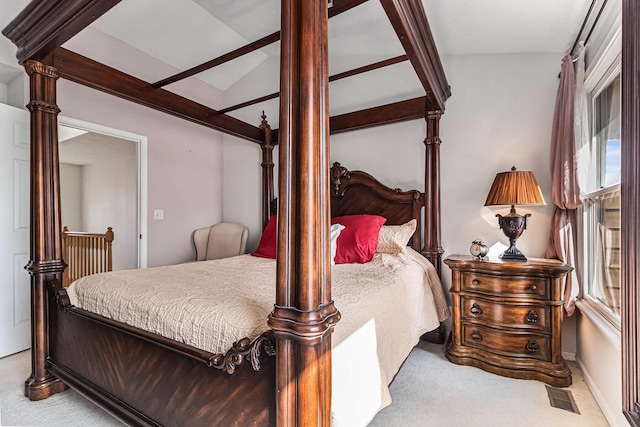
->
[153,209,164,220]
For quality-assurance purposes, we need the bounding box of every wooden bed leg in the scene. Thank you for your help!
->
[421,322,447,344]
[23,60,68,400]
[422,110,444,275]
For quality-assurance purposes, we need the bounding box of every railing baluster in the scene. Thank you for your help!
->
[60,227,115,287]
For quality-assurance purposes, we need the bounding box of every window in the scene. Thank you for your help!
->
[583,68,621,322]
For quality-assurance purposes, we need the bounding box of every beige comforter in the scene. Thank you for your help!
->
[68,248,449,426]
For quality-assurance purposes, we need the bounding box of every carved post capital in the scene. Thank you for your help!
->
[24,60,59,79]
[425,110,444,120]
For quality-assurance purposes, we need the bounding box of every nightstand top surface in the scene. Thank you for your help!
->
[444,255,573,275]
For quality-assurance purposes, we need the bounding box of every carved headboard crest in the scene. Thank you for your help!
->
[331,162,350,196]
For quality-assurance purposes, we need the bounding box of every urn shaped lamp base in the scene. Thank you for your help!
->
[496,206,530,262]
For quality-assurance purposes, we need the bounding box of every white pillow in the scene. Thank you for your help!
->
[376,219,417,254]
[330,223,346,265]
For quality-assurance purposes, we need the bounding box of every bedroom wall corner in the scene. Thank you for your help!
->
[221,134,266,252]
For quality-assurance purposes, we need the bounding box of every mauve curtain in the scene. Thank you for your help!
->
[545,50,583,316]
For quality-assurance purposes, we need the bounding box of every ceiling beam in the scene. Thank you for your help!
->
[152,0,371,88]
[380,0,450,110]
[329,54,406,81]
[2,0,122,64]
[328,0,371,17]
[330,95,428,134]
[271,96,428,143]
[49,48,263,143]
[151,31,280,88]
[219,55,407,114]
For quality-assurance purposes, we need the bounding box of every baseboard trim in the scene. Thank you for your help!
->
[577,356,624,427]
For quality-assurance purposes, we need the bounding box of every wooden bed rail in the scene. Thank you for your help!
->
[62,226,114,287]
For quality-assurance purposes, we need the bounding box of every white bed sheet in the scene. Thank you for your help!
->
[68,248,449,426]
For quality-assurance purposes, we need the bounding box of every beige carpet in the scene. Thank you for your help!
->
[0,342,609,426]
[369,340,609,427]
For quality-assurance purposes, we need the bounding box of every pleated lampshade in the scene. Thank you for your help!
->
[484,166,546,206]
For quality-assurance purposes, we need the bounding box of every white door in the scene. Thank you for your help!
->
[0,103,31,358]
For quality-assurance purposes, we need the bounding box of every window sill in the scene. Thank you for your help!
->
[576,299,621,351]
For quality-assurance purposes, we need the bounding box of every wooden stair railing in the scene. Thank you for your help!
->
[62,226,114,287]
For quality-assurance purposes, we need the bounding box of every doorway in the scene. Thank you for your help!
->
[58,117,148,269]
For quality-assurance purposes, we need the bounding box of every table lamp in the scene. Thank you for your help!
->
[484,166,546,261]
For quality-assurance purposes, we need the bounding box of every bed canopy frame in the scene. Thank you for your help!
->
[3,0,450,425]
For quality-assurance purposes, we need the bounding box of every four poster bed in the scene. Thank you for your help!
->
[3,0,451,426]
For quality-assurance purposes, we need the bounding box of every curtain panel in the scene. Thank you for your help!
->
[545,49,584,316]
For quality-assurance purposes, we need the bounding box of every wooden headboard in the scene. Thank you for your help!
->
[267,162,425,252]
[329,162,425,252]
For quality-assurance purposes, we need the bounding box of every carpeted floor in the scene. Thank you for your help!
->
[369,340,609,427]
[0,341,609,427]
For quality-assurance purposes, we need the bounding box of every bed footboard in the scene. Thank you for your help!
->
[47,281,276,427]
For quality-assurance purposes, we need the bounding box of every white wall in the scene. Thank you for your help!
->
[1,1,29,109]
[222,137,265,251]
[439,53,558,263]
[577,305,627,427]
[82,155,138,271]
[59,163,83,231]
[57,80,224,267]
[1,6,227,268]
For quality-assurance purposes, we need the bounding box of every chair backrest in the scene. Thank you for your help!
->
[193,222,249,261]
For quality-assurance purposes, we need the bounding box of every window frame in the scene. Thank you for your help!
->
[581,55,622,330]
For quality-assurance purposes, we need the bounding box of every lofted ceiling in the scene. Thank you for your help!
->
[3,0,593,124]
[0,1,597,178]
[63,0,592,92]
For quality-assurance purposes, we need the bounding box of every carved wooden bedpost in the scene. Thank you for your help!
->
[259,112,275,230]
[268,0,340,425]
[23,59,68,400]
[423,110,444,275]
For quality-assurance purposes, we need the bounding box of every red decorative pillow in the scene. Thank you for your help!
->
[331,215,387,264]
[251,216,277,259]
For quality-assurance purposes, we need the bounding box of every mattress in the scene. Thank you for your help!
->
[67,248,449,426]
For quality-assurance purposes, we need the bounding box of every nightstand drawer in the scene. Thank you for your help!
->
[461,324,550,361]
[461,298,550,331]
[462,272,548,298]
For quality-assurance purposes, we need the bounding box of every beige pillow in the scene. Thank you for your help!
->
[376,219,417,254]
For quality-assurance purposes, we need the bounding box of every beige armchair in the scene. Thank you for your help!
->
[192,222,249,261]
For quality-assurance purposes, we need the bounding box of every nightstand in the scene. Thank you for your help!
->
[444,255,573,387]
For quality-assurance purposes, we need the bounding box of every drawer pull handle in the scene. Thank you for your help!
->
[525,310,539,323]
[526,339,540,353]
[470,303,483,316]
[471,279,479,285]
[471,330,482,342]
[529,284,537,291]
